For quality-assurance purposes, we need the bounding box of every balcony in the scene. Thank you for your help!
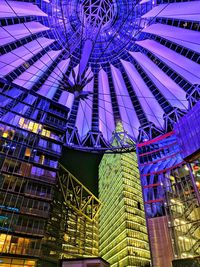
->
[1,246,41,257]
[37,145,61,156]
[24,190,52,201]
[20,207,49,218]
[44,116,66,130]
[14,225,45,236]
[1,162,57,184]
[33,155,58,169]
[30,170,56,184]
[48,108,68,119]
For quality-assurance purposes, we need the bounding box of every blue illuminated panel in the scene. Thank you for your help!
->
[175,101,200,161]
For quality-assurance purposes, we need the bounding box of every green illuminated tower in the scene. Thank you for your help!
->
[98,124,150,267]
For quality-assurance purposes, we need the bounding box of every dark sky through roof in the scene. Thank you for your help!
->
[60,148,102,197]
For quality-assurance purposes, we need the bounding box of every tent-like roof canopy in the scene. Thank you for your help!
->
[0,0,200,152]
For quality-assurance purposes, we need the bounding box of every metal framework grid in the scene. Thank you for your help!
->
[0,0,200,152]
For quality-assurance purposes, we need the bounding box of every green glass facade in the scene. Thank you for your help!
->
[98,151,150,267]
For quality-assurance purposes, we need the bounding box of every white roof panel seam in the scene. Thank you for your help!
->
[136,39,200,84]
[13,50,61,89]
[0,22,50,46]
[75,68,94,138]
[130,51,187,110]
[111,64,140,139]
[121,59,164,129]
[0,0,48,18]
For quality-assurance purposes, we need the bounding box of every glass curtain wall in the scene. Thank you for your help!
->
[99,148,150,267]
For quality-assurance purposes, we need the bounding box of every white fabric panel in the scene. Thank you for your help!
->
[140,0,151,4]
[59,64,79,112]
[38,58,70,100]
[79,39,93,77]
[0,0,47,18]
[75,68,94,139]
[98,69,115,140]
[136,39,200,84]
[13,50,61,89]
[0,37,54,76]
[58,65,82,112]
[111,64,140,139]
[61,64,90,114]
[142,2,200,21]
[121,59,164,128]
[142,23,200,54]
[58,91,74,112]
[69,64,79,85]
[0,22,49,46]
[130,52,187,109]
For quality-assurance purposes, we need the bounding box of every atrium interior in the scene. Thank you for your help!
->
[0,0,200,266]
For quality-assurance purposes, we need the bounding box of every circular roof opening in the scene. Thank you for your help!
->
[82,0,116,28]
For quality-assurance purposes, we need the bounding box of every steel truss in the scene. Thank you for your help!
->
[65,124,136,153]
[41,164,100,260]
[58,164,100,221]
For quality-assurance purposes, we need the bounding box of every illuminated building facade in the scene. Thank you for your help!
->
[0,83,67,265]
[0,0,200,265]
[99,151,150,267]
[172,104,200,262]
[0,82,100,266]
[0,81,68,266]
[61,257,110,267]
[48,164,100,260]
[164,163,200,260]
[137,127,200,267]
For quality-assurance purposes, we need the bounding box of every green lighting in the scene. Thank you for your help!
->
[98,129,151,266]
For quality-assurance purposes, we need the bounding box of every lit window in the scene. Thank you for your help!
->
[2,132,8,138]
[24,148,31,158]
[41,129,51,138]
[19,118,25,127]
[28,122,34,131]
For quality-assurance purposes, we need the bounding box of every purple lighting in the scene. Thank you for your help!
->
[0,0,200,151]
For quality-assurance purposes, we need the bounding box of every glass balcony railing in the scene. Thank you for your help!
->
[1,160,57,184]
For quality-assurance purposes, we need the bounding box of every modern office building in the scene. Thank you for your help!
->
[137,132,178,267]
[41,164,100,264]
[0,0,200,266]
[0,82,68,266]
[0,82,100,265]
[137,129,200,266]
[99,149,150,267]
[60,257,110,267]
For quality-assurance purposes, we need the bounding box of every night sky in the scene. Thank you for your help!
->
[60,147,103,197]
